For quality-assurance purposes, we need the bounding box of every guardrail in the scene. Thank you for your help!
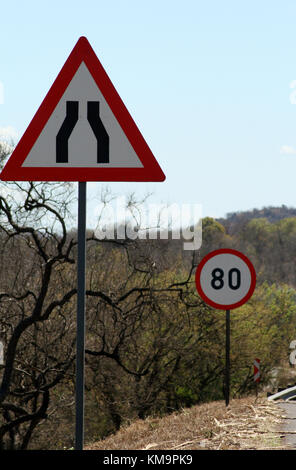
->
[267,385,296,402]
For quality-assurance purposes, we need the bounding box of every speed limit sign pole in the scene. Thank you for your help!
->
[195,249,256,407]
[225,309,230,406]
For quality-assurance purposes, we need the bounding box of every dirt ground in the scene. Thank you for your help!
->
[85,396,290,451]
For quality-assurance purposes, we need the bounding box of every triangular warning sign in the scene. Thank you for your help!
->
[1,37,165,182]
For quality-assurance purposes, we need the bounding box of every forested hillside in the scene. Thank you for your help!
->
[204,207,296,286]
[218,205,296,233]
[0,143,296,450]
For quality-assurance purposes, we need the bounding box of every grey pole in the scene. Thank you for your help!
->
[225,309,230,407]
[75,181,87,450]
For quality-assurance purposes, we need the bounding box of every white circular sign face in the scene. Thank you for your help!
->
[195,249,256,310]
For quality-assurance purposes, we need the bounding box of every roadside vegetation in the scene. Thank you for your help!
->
[0,143,296,449]
[85,396,286,450]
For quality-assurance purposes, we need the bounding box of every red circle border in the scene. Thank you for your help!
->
[195,248,256,310]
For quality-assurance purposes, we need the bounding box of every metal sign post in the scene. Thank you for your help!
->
[225,309,230,407]
[0,37,165,450]
[75,182,87,450]
[0,339,4,365]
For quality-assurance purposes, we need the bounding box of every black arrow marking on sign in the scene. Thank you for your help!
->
[87,101,109,164]
[56,101,79,163]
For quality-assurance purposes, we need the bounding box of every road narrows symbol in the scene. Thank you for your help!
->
[56,101,79,163]
[0,36,166,182]
[56,101,110,164]
[87,101,109,163]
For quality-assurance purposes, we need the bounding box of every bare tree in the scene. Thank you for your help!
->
[0,145,217,448]
[0,174,79,448]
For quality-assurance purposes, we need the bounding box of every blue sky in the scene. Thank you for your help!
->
[2,0,296,227]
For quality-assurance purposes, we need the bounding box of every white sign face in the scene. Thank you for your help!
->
[22,63,143,168]
[195,249,256,310]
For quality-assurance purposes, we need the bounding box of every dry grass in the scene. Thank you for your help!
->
[85,396,288,451]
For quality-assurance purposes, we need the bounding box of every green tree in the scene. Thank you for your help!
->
[230,282,296,395]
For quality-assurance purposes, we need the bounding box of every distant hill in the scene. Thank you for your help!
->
[217,205,296,235]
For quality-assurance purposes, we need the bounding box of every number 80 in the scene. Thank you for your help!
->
[211,268,241,290]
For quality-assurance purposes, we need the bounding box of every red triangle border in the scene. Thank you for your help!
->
[1,37,165,182]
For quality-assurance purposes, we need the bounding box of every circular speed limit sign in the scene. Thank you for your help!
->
[195,249,256,310]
